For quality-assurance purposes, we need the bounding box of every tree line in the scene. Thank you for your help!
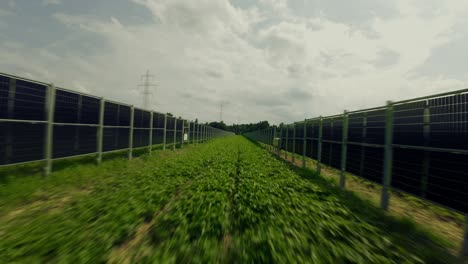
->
[208,121,271,135]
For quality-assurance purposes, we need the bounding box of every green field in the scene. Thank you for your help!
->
[0,137,457,263]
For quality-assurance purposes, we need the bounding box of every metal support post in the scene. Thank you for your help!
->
[195,123,198,144]
[421,100,430,197]
[74,96,82,152]
[271,127,274,151]
[96,98,105,164]
[43,83,56,176]
[5,78,16,163]
[328,120,333,165]
[317,117,323,175]
[309,121,314,161]
[340,111,349,189]
[302,120,307,168]
[187,122,191,145]
[173,117,177,151]
[278,126,283,156]
[149,112,154,155]
[196,123,199,144]
[381,101,394,210]
[200,125,203,143]
[128,106,135,160]
[180,119,184,149]
[114,105,121,150]
[272,126,277,152]
[285,125,289,160]
[199,125,202,143]
[203,125,206,142]
[359,112,367,177]
[292,123,296,163]
[163,114,167,150]
[269,127,271,150]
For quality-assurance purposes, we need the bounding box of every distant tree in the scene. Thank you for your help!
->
[224,121,270,135]
[209,121,227,130]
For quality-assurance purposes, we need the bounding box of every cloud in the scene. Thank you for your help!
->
[0,0,467,125]
[43,0,61,5]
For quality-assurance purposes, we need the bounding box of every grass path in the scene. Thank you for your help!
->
[0,137,459,263]
[269,143,464,255]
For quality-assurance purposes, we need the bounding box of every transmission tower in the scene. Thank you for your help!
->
[219,101,229,122]
[138,70,157,110]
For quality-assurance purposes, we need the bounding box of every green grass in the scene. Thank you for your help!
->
[268,144,465,255]
[0,137,459,263]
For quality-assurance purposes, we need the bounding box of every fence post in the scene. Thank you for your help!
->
[75,96,83,152]
[285,125,289,160]
[278,126,282,155]
[200,124,203,143]
[340,110,349,189]
[195,123,199,144]
[270,127,274,151]
[196,123,199,144]
[187,121,191,145]
[359,112,367,177]
[191,122,195,144]
[96,98,105,164]
[421,100,431,197]
[149,112,153,155]
[317,117,323,175]
[271,127,273,151]
[310,121,314,162]
[302,119,307,168]
[6,78,16,163]
[204,125,207,142]
[173,117,177,151]
[292,124,296,163]
[201,124,204,143]
[128,106,135,160]
[163,114,167,150]
[381,101,394,210]
[43,83,56,176]
[180,119,184,148]
[328,120,334,165]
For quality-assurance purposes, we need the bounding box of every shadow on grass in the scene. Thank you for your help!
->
[245,137,460,263]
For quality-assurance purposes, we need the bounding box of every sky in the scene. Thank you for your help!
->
[0,0,467,125]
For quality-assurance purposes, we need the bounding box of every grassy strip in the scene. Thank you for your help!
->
[268,144,464,253]
[0,143,217,263]
[110,139,238,263]
[0,137,460,263]
[228,138,456,263]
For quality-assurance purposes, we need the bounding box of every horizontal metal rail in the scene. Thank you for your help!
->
[0,119,47,124]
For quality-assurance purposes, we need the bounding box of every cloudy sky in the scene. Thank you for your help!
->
[0,0,467,124]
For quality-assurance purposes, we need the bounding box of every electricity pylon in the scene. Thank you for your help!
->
[138,70,157,110]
